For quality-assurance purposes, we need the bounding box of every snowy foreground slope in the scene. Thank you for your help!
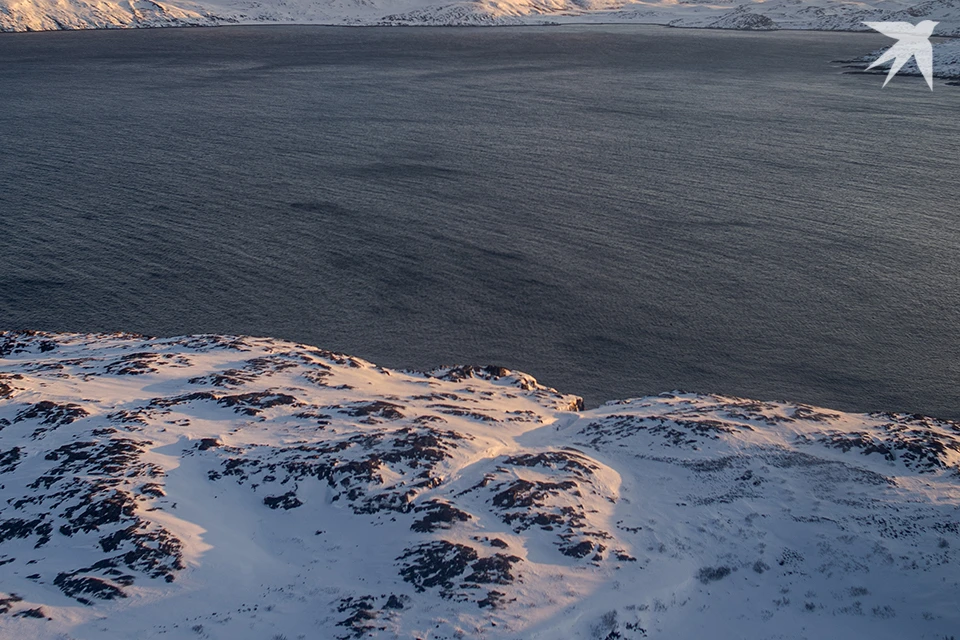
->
[0,331,957,640]
[6,0,960,35]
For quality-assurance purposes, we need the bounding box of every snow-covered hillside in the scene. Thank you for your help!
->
[4,0,960,34]
[0,330,957,639]
[846,36,960,81]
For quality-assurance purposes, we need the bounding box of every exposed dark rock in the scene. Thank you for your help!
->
[697,566,733,584]
[149,392,217,409]
[104,352,161,375]
[503,451,598,477]
[0,447,22,474]
[15,401,88,437]
[0,518,52,547]
[218,391,299,415]
[398,541,479,592]
[0,330,58,356]
[0,593,23,614]
[411,500,472,532]
[478,590,512,609]
[811,419,960,473]
[264,491,303,510]
[340,401,405,420]
[53,573,127,604]
[427,404,497,422]
[335,596,385,638]
[559,541,594,558]
[463,553,521,585]
[138,483,165,497]
[432,365,512,382]
[60,491,136,536]
[197,438,222,451]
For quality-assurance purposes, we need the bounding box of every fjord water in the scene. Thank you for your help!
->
[1,26,958,416]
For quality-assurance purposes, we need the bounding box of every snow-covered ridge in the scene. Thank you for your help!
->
[0,330,957,639]
[5,0,960,34]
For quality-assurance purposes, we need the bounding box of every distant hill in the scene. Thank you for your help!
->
[4,0,960,34]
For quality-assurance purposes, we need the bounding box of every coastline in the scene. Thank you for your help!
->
[3,20,957,81]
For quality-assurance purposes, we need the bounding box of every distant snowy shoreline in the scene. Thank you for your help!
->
[6,8,960,81]
[842,38,960,81]
[4,0,960,39]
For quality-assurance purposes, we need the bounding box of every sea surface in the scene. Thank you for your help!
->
[1,25,958,415]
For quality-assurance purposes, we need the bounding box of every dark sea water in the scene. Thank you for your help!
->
[1,25,958,415]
